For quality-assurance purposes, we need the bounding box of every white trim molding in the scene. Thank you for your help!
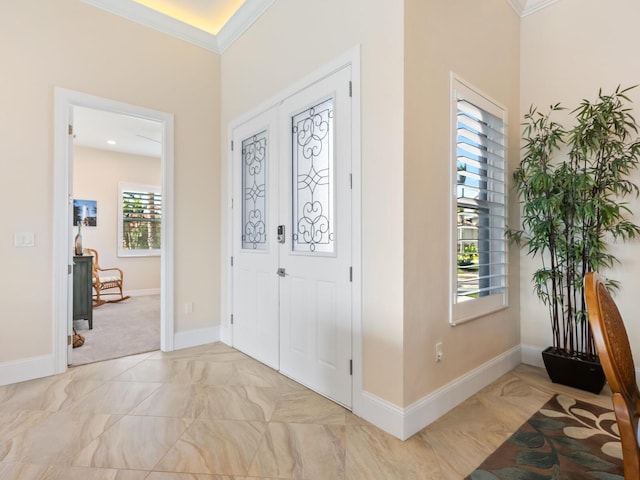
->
[126,288,161,297]
[54,87,175,374]
[521,344,546,368]
[216,0,276,52]
[506,0,561,17]
[80,0,274,53]
[174,326,220,350]
[0,355,56,387]
[359,346,522,440]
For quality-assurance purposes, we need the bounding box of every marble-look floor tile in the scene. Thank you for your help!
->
[0,375,102,413]
[0,409,51,443]
[270,389,347,425]
[43,465,149,479]
[155,418,266,475]
[226,360,304,392]
[148,342,241,361]
[345,425,443,480]
[199,385,281,421]
[146,473,243,479]
[62,381,162,414]
[131,384,208,418]
[0,462,50,480]
[421,428,511,479]
[0,343,617,480]
[72,415,191,470]
[248,422,345,480]
[67,354,151,382]
[0,411,120,465]
[115,359,235,385]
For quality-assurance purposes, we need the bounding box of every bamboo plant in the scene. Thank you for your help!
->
[508,86,640,358]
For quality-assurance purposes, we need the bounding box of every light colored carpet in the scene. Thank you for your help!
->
[72,295,160,366]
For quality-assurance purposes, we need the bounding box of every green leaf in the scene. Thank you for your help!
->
[529,417,565,430]
[468,470,500,480]
[509,431,545,448]
[516,450,557,469]
[552,435,590,452]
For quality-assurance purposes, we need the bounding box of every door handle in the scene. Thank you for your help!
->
[276,268,286,277]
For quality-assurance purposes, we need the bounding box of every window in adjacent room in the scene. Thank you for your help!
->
[451,77,507,324]
[118,182,161,257]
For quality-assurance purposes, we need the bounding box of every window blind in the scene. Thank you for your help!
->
[455,93,507,307]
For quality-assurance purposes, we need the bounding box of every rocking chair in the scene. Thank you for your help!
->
[84,248,130,306]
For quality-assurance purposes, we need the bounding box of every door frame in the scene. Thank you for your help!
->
[53,88,175,373]
[224,46,363,414]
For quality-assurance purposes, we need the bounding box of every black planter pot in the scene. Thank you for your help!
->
[541,347,606,394]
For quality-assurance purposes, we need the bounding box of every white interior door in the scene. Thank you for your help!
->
[231,108,280,369]
[278,66,353,407]
[231,66,353,407]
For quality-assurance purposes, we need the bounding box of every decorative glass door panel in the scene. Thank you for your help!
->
[242,130,268,250]
[292,98,335,254]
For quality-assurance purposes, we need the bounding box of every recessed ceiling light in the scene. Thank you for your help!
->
[107,140,116,145]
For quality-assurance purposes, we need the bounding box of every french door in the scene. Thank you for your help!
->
[232,66,353,407]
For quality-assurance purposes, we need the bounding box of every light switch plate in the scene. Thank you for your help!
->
[15,232,35,247]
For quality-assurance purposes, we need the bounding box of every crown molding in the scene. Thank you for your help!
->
[81,0,275,54]
[506,0,560,17]
[217,0,276,53]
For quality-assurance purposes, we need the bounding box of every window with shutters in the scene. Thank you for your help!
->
[118,182,161,257]
[451,77,508,324]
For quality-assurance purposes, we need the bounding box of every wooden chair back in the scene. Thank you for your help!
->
[584,272,640,478]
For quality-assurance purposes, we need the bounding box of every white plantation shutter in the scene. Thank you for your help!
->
[118,182,161,256]
[452,78,508,324]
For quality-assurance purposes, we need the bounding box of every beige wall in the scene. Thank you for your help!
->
[0,0,220,363]
[520,0,640,360]
[73,146,161,293]
[403,0,521,404]
[221,0,406,404]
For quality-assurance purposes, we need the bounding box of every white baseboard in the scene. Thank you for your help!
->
[0,354,57,387]
[173,326,221,350]
[358,345,522,440]
[220,325,232,346]
[125,288,161,297]
[521,344,545,368]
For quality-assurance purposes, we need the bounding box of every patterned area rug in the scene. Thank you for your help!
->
[466,394,623,480]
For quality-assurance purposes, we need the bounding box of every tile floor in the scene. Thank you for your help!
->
[0,343,613,479]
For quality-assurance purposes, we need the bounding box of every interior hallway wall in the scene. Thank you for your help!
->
[0,0,220,366]
[73,146,161,294]
[520,0,640,362]
[403,0,521,404]
[221,0,406,405]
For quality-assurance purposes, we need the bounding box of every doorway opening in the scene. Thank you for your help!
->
[53,88,175,373]
[70,106,163,365]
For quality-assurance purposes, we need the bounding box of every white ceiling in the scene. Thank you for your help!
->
[74,107,162,158]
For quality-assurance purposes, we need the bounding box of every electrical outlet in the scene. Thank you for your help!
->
[185,302,193,314]
[435,342,443,362]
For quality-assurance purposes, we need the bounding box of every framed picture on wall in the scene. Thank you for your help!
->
[73,199,97,226]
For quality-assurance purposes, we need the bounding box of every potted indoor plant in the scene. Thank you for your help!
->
[508,86,640,393]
